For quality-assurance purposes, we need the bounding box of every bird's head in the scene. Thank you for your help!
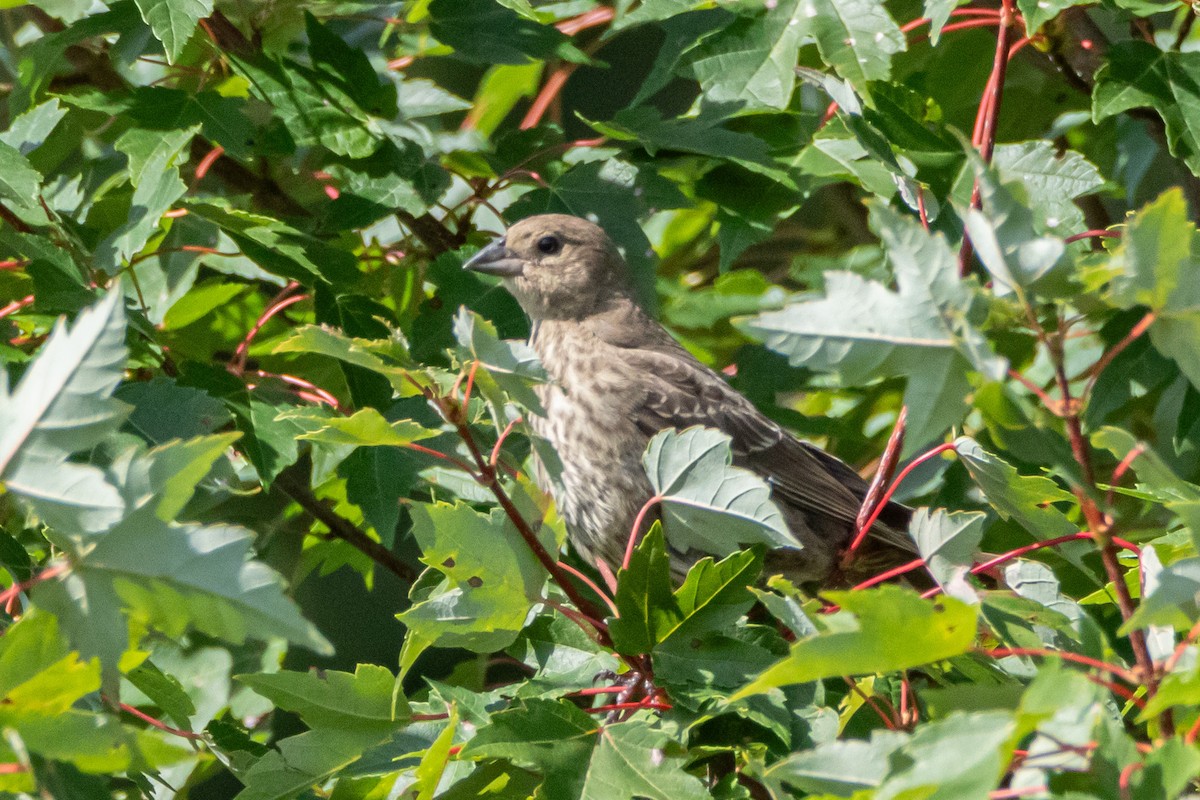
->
[463,214,634,321]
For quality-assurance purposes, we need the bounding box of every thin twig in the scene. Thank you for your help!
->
[958,0,1017,276]
[976,647,1138,684]
[623,496,662,571]
[275,469,416,583]
[843,442,958,564]
[855,407,907,534]
[1083,311,1155,398]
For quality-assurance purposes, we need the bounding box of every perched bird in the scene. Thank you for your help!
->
[464,214,912,585]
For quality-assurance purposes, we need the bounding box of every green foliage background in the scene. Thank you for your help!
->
[2,0,1200,797]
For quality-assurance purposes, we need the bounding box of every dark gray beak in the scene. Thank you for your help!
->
[463,239,524,277]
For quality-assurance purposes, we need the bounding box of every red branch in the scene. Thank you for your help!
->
[0,563,66,615]
[0,295,34,320]
[230,282,305,373]
[843,442,958,563]
[852,558,926,590]
[978,647,1138,685]
[855,407,908,535]
[1084,311,1156,398]
[119,702,204,740]
[557,562,618,616]
[194,145,224,180]
[623,496,662,571]
[587,700,672,715]
[959,0,1018,276]
[1065,229,1121,244]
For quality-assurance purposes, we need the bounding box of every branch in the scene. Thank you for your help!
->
[275,466,416,583]
[958,0,1017,276]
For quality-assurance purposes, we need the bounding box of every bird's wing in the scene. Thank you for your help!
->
[621,346,869,528]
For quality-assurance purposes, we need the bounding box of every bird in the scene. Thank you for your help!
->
[464,213,913,585]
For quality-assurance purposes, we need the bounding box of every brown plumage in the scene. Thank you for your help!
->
[465,213,913,584]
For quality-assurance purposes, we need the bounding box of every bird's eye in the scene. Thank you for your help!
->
[536,235,561,255]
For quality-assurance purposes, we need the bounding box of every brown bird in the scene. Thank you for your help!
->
[464,214,912,584]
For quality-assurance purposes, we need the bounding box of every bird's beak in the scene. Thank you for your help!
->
[463,239,524,277]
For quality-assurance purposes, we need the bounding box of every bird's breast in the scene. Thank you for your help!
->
[527,326,653,562]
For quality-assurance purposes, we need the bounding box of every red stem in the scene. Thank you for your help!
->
[1084,311,1155,398]
[521,65,577,130]
[0,295,34,319]
[855,407,907,536]
[1185,714,1200,745]
[557,562,618,616]
[459,360,480,412]
[230,283,305,373]
[119,702,203,740]
[193,145,224,180]
[587,700,672,715]
[489,416,523,466]
[1007,369,1058,410]
[248,370,344,412]
[959,0,1017,276]
[0,563,66,613]
[1106,444,1146,508]
[555,6,614,35]
[843,677,898,730]
[1065,229,1121,244]
[1119,762,1144,800]
[843,442,958,561]
[622,496,662,571]
[851,558,926,590]
[977,647,1138,684]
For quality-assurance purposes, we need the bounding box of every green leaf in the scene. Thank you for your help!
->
[510,613,621,688]
[991,141,1104,238]
[118,432,241,521]
[283,407,439,447]
[237,663,409,731]
[745,205,1003,449]
[453,307,547,415]
[1104,190,1200,392]
[187,200,358,285]
[0,98,67,155]
[1093,427,1200,548]
[32,508,332,679]
[801,0,905,91]
[399,502,551,652]
[764,730,908,796]
[273,324,413,392]
[1125,556,1200,630]
[687,0,810,111]
[1093,43,1200,175]
[459,698,597,799]
[961,154,1068,295]
[226,50,382,159]
[609,524,679,655]
[0,140,42,214]
[579,721,710,800]
[1015,0,1080,33]
[96,125,198,273]
[428,0,584,65]
[954,436,1078,540]
[133,0,212,64]
[0,290,128,538]
[305,12,397,118]
[909,509,987,602]
[234,727,395,800]
[643,427,792,556]
[125,660,197,730]
[735,586,978,698]
[876,711,1015,800]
